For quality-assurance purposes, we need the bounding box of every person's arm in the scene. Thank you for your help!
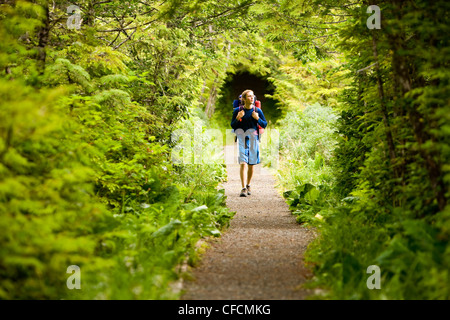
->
[256,108,267,128]
[231,108,240,129]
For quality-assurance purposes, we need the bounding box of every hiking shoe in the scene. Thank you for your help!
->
[240,188,247,197]
[246,185,251,195]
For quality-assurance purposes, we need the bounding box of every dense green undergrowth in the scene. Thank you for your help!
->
[0,1,236,299]
[276,103,339,225]
[0,71,234,299]
[277,99,449,300]
[273,0,450,300]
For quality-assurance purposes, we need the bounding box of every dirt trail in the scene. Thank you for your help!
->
[181,145,316,300]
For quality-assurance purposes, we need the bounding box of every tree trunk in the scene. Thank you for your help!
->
[36,2,50,75]
[371,33,398,179]
[388,0,447,211]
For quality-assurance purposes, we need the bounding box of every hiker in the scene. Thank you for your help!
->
[233,94,257,109]
[231,89,267,197]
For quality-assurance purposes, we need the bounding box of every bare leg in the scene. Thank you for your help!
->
[240,163,246,189]
[247,164,254,186]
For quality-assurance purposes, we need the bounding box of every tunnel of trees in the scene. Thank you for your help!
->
[0,0,448,301]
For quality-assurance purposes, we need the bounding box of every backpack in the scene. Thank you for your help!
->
[233,97,265,140]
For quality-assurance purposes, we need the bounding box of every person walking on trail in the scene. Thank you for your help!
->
[231,89,267,197]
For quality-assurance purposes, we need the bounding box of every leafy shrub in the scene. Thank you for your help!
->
[276,103,338,226]
[0,2,234,299]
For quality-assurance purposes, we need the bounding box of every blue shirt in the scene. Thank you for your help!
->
[230,106,267,133]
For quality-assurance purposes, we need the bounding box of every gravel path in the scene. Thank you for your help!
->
[181,145,316,300]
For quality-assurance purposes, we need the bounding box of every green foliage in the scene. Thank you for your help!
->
[44,58,93,92]
[305,201,450,300]
[0,0,235,300]
[0,77,113,299]
[276,103,338,226]
[281,0,450,300]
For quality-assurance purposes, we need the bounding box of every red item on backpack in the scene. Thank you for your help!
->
[254,101,265,136]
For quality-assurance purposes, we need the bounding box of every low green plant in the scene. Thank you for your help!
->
[275,103,338,226]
